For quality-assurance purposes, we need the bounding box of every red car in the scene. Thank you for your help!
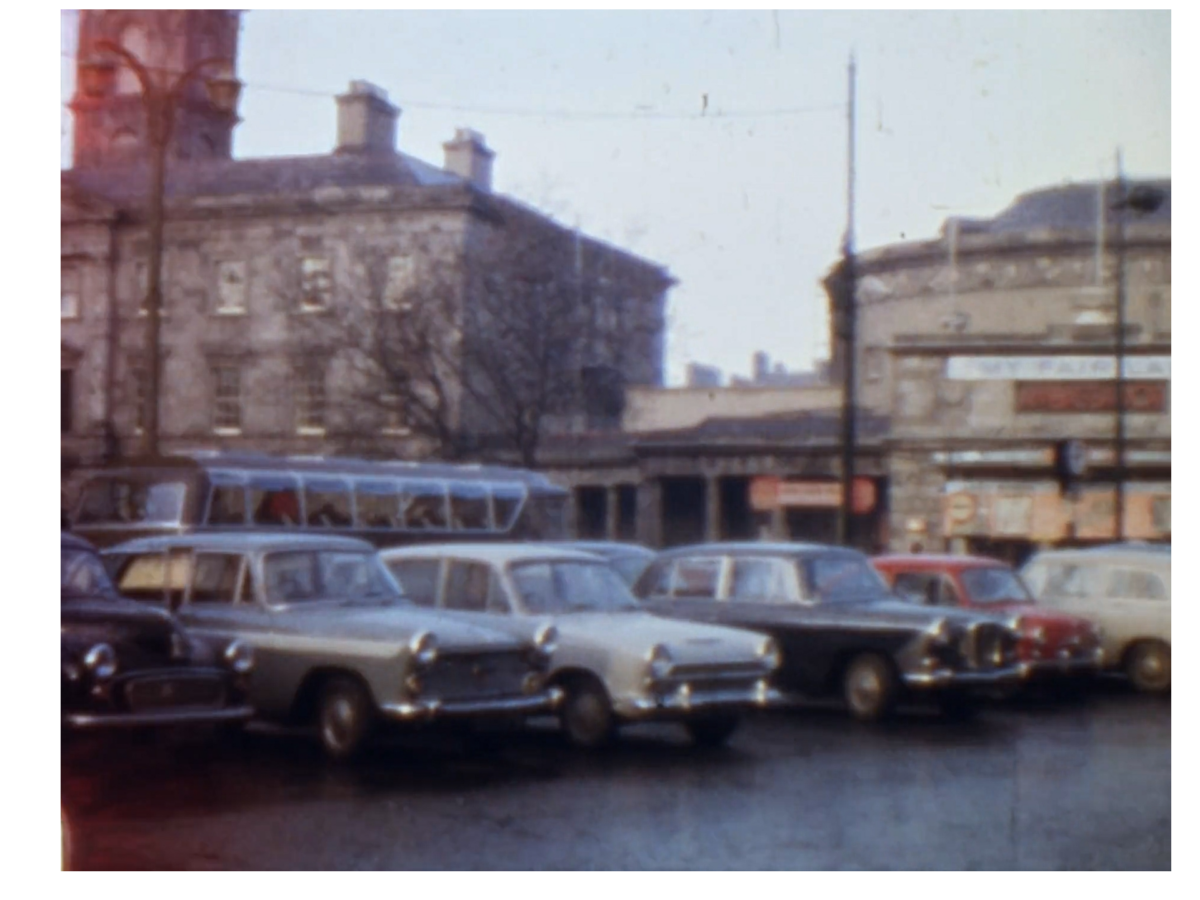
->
[872,554,1103,688]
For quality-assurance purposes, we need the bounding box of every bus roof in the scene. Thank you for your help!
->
[92,451,568,493]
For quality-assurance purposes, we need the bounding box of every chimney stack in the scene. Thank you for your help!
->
[335,81,399,155]
[443,128,495,192]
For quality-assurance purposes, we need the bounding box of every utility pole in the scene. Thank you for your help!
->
[836,52,858,546]
[1112,150,1128,541]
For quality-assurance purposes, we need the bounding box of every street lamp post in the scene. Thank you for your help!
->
[836,52,858,547]
[78,42,240,459]
[1109,153,1165,541]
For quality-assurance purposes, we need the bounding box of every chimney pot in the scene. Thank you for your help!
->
[335,80,399,155]
[443,128,495,192]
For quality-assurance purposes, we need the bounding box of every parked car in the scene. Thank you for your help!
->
[872,554,1103,690]
[544,541,656,587]
[101,533,562,759]
[61,532,255,733]
[1020,544,1170,693]
[632,542,1024,722]
[380,543,781,749]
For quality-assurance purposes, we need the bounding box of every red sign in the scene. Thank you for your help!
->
[1016,381,1166,413]
[749,477,876,513]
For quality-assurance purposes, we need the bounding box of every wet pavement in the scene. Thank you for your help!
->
[62,684,1170,870]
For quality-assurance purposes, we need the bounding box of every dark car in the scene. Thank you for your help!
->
[632,542,1024,721]
[61,532,254,732]
[546,541,656,587]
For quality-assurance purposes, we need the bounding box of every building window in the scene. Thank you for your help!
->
[62,369,74,433]
[295,365,326,433]
[62,269,80,319]
[215,260,248,315]
[299,256,332,312]
[212,364,242,433]
[383,255,415,310]
[380,393,409,435]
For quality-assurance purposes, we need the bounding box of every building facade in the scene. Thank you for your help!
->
[61,10,672,489]
[836,180,1171,561]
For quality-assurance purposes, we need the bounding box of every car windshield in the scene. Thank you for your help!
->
[509,560,641,614]
[960,567,1034,604]
[263,550,406,605]
[609,554,653,587]
[804,555,891,604]
[61,548,119,601]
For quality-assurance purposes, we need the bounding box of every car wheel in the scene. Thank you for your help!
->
[685,715,740,748]
[842,654,897,722]
[938,690,980,721]
[559,677,615,750]
[317,676,375,761]
[1125,641,1170,693]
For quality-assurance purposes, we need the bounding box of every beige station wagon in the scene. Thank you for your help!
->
[380,544,782,749]
[102,533,562,759]
[1020,544,1171,693]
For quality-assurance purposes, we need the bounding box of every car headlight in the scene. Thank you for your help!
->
[925,618,954,647]
[223,639,255,675]
[1028,626,1047,646]
[83,643,117,681]
[534,623,559,658]
[758,637,782,672]
[410,631,438,667]
[646,643,673,682]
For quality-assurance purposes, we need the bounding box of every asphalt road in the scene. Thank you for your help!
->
[62,684,1170,870]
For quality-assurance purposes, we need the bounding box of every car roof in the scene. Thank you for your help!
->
[380,542,601,565]
[1024,546,1170,568]
[873,554,1008,570]
[546,541,654,557]
[103,531,376,555]
[655,541,857,558]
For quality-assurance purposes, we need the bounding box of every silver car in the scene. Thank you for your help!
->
[102,533,561,758]
[380,543,781,749]
[1021,544,1170,693]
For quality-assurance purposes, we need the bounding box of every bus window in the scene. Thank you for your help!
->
[401,481,448,530]
[491,484,526,533]
[450,482,490,531]
[355,480,401,529]
[249,475,302,527]
[304,478,353,528]
[75,479,187,526]
[205,475,247,525]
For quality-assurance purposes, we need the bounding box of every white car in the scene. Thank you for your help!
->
[1020,544,1170,692]
[381,544,781,749]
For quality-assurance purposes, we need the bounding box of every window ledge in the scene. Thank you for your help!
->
[297,304,330,315]
[296,426,327,436]
[381,427,412,436]
[213,427,243,436]
[213,307,247,317]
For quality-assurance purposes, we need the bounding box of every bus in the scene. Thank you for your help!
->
[68,451,569,549]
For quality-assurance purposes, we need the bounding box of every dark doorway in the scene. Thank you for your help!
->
[62,369,74,434]
[617,485,638,541]
[661,477,706,547]
[575,486,606,539]
[720,477,755,540]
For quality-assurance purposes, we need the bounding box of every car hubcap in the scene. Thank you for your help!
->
[849,668,882,713]
[323,695,357,750]
[1140,650,1167,684]
[567,693,606,743]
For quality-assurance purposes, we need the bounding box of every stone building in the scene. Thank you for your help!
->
[61,10,673,483]
[830,180,1171,561]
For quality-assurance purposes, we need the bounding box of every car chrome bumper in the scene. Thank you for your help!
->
[1017,657,1103,679]
[902,665,1025,690]
[616,679,781,719]
[63,704,254,730]
[380,687,563,722]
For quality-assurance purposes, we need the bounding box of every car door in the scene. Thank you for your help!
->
[178,551,262,645]
[716,555,823,692]
[1100,565,1171,647]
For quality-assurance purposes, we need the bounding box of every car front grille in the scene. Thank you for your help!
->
[124,673,227,712]
[421,651,530,701]
[959,623,1018,670]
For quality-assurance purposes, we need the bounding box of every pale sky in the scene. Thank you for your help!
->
[60,8,1171,386]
